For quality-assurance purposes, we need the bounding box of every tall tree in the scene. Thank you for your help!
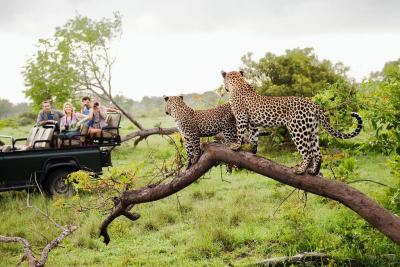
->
[23,12,143,129]
[0,99,14,118]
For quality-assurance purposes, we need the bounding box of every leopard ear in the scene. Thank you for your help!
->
[221,70,227,78]
[239,70,244,77]
[178,94,184,100]
[163,95,169,102]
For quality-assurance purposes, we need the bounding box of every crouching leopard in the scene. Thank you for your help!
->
[164,96,238,168]
[221,70,363,175]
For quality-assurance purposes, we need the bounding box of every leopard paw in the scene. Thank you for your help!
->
[229,143,241,151]
[307,169,318,175]
[294,166,306,175]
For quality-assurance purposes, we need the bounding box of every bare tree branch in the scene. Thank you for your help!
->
[0,189,78,266]
[37,225,78,267]
[121,127,179,143]
[99,143,400,245]
[0,235,37,267]
[0,226,77,267]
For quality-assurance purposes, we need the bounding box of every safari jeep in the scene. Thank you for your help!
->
[0,112,121,196]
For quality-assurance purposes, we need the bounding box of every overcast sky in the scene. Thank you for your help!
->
[1,0,400,103]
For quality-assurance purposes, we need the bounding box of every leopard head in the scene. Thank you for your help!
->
[221,70,245,93]
[164,95,184,116]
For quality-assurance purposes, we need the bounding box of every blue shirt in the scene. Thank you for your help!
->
[82,106,94,127]
[82,106,90,115]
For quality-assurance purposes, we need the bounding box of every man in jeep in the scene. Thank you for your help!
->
[36,100,64,129]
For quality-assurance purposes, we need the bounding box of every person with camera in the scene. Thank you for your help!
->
[58,102,81,143]
[87,100,119,138]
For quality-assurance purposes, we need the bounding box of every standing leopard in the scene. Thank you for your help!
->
[164,96,238,168]
[220,70,363,175]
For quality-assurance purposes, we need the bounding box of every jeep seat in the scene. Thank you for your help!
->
[3,127,40,152]
[60,117,90,147]
[94,112,121,143]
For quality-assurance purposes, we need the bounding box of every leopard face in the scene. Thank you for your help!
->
[164,95,184,116]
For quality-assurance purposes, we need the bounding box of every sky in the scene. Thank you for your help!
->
[0,0,399,103]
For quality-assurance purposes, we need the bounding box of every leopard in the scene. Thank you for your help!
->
[220,70,363,175]
[164,95,238,168]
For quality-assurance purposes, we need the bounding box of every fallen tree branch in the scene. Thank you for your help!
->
[121,127,178,143]
[99,142,400,245]
[0,225,77,267]
[121,126,271,145]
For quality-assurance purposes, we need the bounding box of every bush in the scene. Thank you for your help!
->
[0,118,19,129]
[18,112,36,126]
[361,60,400,155]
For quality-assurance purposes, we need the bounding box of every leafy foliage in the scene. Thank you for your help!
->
[362,59,400,154]
[241,47,349,97]
[23,12,122,110]
[322,151,360,182]
[0,112,36,130]
[0,99,31,118]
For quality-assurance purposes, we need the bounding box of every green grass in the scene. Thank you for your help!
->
[1,117,400,266]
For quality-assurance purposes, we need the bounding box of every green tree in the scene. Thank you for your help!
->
[0,99,14,118]
[362,59,400,154]
[22,12,143,130]
[0,99,32,119]
[24,12,122,109]
[241,48,349,97]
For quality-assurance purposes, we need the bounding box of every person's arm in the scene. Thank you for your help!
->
[87,108,94,120]
[36,111,46,126]
[106,107,119,112]
[56,110,64,118]
[99,106,107,119]
[60,116,66,131]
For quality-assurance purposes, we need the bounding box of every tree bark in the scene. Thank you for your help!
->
[99,143,400,245]
[121,127,179,143]
[120,127,271,144]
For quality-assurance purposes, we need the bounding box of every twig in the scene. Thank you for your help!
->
[219,164,231,183]
[272,188,297,217]
[348,179,394,189]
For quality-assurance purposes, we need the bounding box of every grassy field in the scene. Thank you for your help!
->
[0,116,399,266]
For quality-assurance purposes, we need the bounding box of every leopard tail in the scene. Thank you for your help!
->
[317,109,363,139]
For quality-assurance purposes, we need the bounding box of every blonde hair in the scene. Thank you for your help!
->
[63,102,75,114]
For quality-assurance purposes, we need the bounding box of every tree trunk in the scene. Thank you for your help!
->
[99,143,400,245]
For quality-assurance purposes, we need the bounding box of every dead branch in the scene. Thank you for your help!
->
[0,225,77,267]
[99,142,400,245]
[121,127,271,144]
[37,225,78,267]
[121,127,179,143]
[0,188,78,266]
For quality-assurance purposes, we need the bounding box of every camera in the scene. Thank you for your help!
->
[94,102,99,107]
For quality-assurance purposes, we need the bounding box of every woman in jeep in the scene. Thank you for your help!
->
[59,102,81,140]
